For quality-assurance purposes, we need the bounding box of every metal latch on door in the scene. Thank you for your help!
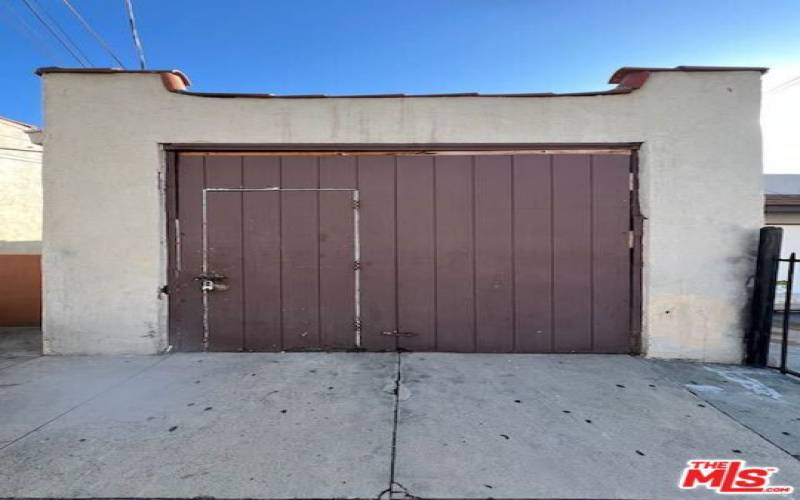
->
[194,272,228,292]
[381,330,417,337]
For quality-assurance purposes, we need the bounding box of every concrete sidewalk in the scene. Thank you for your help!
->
[394,355,800,499]
[0,352,396,498]
[1,342,800,498]
[0,326,40,370]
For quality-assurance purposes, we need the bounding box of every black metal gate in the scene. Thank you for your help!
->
[771,252,800,375]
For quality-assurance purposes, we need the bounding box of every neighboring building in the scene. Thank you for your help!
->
[765,175,800,243]
[762,66,800,178]
[762,67,800,309]
[765,174,800,308]
[37,66,765,362]
[0,116,42,326]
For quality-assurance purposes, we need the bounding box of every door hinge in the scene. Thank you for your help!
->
[628,230,635,249]
[381,330,417,337]
[353,319,362,331]
[629,172,635,191]
[353,260,361,270]
[353,199,361,209]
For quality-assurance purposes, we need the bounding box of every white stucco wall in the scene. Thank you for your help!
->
[40,70,764,361]
[0,118,42,255]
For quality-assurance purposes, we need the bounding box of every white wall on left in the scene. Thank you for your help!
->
[0,117,42,255]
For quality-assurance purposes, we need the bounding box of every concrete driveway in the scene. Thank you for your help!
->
[2,339,800,498]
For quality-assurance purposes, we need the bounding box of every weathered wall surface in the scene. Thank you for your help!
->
[41,70,764,361]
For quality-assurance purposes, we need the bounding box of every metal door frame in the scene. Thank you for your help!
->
[201,187,361,351]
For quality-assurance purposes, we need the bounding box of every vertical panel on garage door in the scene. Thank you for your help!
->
[358,156,397,350]
[280,157,321,349]
[474,155,514,352]
[319,156,357,349]
[592,155,632,352]
[552,155,593,352]
[396,156,436,351]
[242,156,281,351]
[205,155,245,351]
[513,155,553,352]
[434,156,475,352]
[172,154,205,351]
[170,150,635,354]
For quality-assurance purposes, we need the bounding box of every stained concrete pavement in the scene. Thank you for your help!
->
[0,352,396,498]
[2,331,800,499]
[394,354,800,499]
[0,326,40,370]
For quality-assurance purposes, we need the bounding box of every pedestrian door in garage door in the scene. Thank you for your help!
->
[167,149,637,353]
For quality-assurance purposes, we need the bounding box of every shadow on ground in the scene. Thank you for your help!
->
[1,329,799,499]
[0,326,41,370]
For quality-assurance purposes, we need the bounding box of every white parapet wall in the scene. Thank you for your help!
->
[39,68,764,361]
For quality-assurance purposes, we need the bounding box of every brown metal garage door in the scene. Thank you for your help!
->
[167,149,636,353]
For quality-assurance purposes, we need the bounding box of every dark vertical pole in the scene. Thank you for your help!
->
[123,0,146,69]
[781,253,795,373]
[746,226,783,366]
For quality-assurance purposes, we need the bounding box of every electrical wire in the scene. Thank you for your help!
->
[62,0,125,68]
[766,75,800,95]
[123,0,146,69]
[32,0,92,65]
[20,0,89,66]
[0,0,65,64]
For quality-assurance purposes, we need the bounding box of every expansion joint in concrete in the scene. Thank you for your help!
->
[379,480,419,500]
[682,384,800,462]
[0,356,39,373]
[377,352,419,500]
[0,354,169,451]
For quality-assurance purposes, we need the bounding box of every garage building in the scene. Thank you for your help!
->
[36,66,765,362]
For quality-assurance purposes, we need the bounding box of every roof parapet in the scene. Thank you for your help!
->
[609,66,768,84]
[35,65,768,99]
[35,67,191,90]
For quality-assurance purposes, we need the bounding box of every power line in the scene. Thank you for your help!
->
[33,0,92,65]
[766,75,800,95]
[123,0,146,69]
[20,0,89,66]
[62,0,125,68]
[0,0,65,64]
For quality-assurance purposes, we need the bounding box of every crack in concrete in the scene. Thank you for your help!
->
[0,354,172,451]
[643,358,800,462]
[682,384,800,462]
[377,352,421,500]
[0,355,41,373]
[388,352,403,497]
[380,480,420,500]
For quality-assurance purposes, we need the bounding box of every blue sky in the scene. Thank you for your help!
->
[2,0,800,126]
